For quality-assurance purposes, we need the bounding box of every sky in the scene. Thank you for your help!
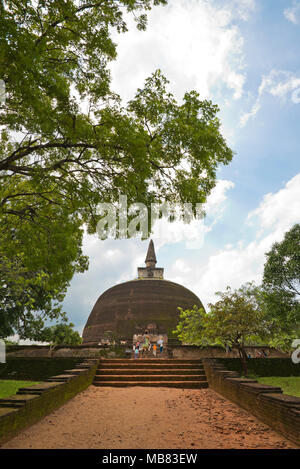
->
[61,0,300,337]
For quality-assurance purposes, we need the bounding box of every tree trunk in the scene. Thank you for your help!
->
[237,344,248,376]
[48,344,56,358]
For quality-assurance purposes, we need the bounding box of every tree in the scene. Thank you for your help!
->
[102,330,120,345]
[262,224,300,350]
[264,224,300,297]
[174,283,269,375]
[173,305,209,346]
[0,1,233,233]
[0,187,88,340]
[0,1,233,340]
[39,322,82,356]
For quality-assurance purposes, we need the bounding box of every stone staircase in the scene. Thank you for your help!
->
[93,359,208,388]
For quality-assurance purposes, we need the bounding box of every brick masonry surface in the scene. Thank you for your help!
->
[0,359,98,446]
[203,359,300,447]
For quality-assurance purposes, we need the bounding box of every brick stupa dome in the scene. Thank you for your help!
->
[82,240,203,344]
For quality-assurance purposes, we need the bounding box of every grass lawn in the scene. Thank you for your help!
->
[256,377,300,398]
[0,380,41,399]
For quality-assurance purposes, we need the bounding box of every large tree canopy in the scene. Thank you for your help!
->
[0,0,233,231]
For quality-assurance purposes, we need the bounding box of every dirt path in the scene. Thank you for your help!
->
[1,386,297,449]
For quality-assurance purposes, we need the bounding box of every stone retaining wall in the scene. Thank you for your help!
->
[170,345,288,359]
[0,359,98,446]
[203,359,300,447]
[216,357,300,377]
[5,344,129,358]
[6,344,288,359]
[0,358,81,381]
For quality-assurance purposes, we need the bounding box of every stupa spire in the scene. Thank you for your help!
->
[137,239,164,279]
[145,239,157,268]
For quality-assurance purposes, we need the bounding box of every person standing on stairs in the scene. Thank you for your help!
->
[157,338,164,354]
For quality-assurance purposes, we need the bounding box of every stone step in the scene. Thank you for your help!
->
[75,360,98,365]
[100,359,203,364]
[0,402,24,408]
[94,374,208,382]
[97,365,204,371]
[44,374,77,382]
[17,382,62,395]
[130,353,170,359]
[93,381,208,388]
[64,368,89,375]
[0,395,37,408]
[17,389,48,395]
[96,368,205,375]
[74,361,98,368]
[78,359,98,363]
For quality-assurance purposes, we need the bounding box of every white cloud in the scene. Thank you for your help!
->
[110,0,250,104]
[172,173,300,308]
[240,99,261,127]
[248,173,300,233]
[6,335,49,346]
[284,1,300,24]
[62,178,234,326]
[259,70,300,98]
[63,172,300,327]
[62,236,147,334]
[240,69,300,126]
[205,179,235,215]
[151,179,234,248]
[227,0,256,21]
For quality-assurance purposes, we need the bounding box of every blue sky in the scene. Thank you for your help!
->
[58,0,300,337]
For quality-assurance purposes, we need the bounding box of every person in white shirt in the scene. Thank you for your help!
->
[157,338,164,354]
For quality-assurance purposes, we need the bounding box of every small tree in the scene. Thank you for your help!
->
[40,322,82,357]
[174,283,269,375]
[103,330,120,345]
[206,284,269,375]
[263,224,300,298]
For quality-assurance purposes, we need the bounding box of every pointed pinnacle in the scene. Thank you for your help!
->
[145,239,157,265]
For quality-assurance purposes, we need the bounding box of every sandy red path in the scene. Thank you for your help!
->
[1,386,297,449]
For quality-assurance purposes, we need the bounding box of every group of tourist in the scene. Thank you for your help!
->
[133,336,164,358]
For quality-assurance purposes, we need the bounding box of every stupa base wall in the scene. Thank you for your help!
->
[5,344,289,359]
